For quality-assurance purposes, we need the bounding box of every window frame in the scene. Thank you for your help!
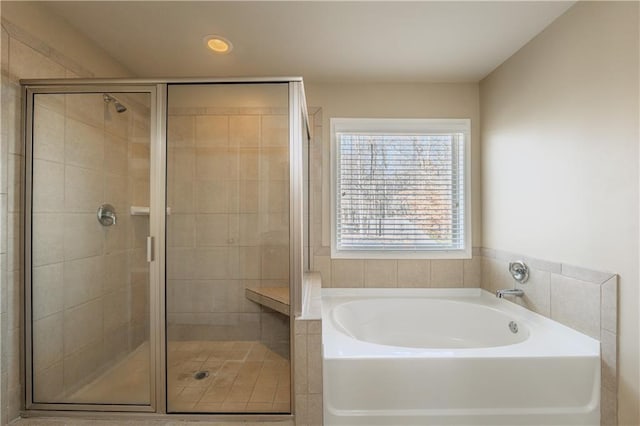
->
[330,118,472,259]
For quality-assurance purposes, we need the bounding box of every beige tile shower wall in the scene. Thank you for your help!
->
[1,4,134,420]
[30,93,150,401]
[2,26,67,423]
[480,248,618,426]
[1,28,22,426]
[166,107,289,352]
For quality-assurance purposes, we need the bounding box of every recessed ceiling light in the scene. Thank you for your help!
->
[204,35,233,54]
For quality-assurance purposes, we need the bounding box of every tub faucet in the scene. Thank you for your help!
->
[496,288,524,298]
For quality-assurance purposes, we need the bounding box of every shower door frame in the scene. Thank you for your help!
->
[21,78,308,419]
[23,83,165,413]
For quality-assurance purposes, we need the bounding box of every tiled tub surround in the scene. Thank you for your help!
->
[300,251,618,426]
[313,256,482,289]
[30,92,152,403]
[480,248,618,426]
[293,318,322,426]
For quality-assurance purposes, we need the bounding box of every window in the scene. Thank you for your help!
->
[331,118,471,259]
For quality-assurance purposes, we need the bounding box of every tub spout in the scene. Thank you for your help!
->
[496,288,524,298]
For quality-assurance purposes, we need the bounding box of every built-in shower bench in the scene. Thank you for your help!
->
[245,287,290,316]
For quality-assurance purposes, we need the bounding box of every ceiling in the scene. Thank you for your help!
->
[43,1,574,83]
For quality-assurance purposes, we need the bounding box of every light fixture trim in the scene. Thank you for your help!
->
[204,35,233,54]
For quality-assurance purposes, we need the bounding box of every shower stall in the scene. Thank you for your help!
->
[22,78,308,417]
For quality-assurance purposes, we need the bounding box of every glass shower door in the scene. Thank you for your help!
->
[28,89,155,408]
[166,83,291,413]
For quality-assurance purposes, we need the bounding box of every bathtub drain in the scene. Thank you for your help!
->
[508,321,518,334]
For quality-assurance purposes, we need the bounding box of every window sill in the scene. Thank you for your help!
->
[330,248,472,260]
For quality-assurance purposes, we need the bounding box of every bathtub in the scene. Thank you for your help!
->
[322,288,600,426]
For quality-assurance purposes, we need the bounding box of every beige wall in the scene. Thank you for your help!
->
[479,247,619,424]
[480,2,639,424]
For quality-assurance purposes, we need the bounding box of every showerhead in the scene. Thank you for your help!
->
[103,93,127,113]
[114,102,127,113]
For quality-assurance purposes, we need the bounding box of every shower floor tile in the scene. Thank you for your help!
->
[168,340,290,413]
[68,342,151,404]
[64,340,290,414]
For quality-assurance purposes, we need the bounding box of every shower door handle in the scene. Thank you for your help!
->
[147,236,154,262]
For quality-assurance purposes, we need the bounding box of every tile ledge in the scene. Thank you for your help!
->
[299,272,322,320]
[560,264,616,285]
[480,247,616,284]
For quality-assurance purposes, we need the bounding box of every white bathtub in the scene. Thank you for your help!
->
[322,288,600,426]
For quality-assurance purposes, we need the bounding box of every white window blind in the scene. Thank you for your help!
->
[332,119,470,258]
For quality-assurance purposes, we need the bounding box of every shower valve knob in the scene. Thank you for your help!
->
[97,203,117,226]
